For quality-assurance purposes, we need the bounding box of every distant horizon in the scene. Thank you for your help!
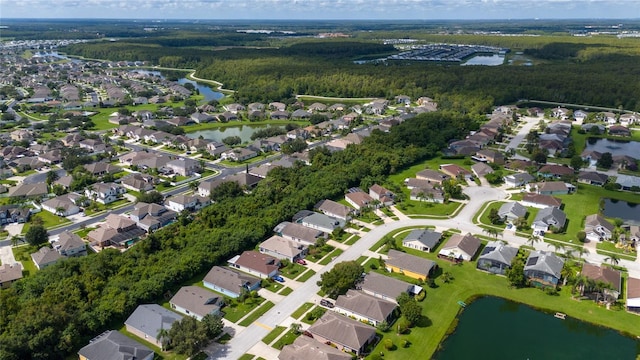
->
[1,0,638,21]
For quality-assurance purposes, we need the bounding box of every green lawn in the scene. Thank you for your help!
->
[279,262,306,279]
[301,306,326,325]
[397,200,462,217]
[295,268,316,282]
[271,329,299,350]
[307,245,335,263]
[238,301,275,327]
[238,355,255,360]
[12,245,39,277]
[365,251,640,360]
[261,326,286,345]
[223,297,265,323]
[22,211,71,234]
[291,302,314,319]
[118,326,187,360]
[345,234,361,246]
[319,248,344,265]
[596,241,637,261]
[261,280,286,293]
[279,287,293,296]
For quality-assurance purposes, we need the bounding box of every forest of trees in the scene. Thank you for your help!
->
[62,37,640,111]
[0,112,474,360]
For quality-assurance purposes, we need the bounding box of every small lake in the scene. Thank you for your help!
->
[603,198,640,225]
[188,124,274,143]
[434,297,638,360]
[585,138,640,160]
[177,78,224,102]
[461,54,505,66]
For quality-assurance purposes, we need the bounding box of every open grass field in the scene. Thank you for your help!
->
[21,211,71,234]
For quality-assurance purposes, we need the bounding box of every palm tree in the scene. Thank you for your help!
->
[483,228,498,239]
[188,180,200,193]
[526,235,540,248]
[156,327,170,351]
[604,254,620,266]
[10,235,21,247]
[290,323,302,335]
[575,247,589,261]
[549,242,565,254]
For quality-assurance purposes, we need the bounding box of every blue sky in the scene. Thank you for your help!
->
[1,0,639,20]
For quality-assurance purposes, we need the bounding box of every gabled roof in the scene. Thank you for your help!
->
[279,335,352,360]
[498,202,527,219]
[8,182,48,197]
[274,221,324,244]
[203,266,260,294]
[335,289,396,323]
[522,193,562,208]
[535,181,569,193]
[307,312,376,352]
[231,250,279,276]
[538,164,573,176]
[628,277,640,300]
[57,231,85,252]
[524,251,564,279]
[169,286,222,319]
[584,214,615,233]
[31,247,62,267]
[360,272,413,303]
[441,233,482,259]
[533,207,567,229]
[581,263,621,292]
[125,304,183,340]
[0,263,22,285]
[78,330,153,360]
[578,171,609,183]
[260,235,306,258]
[315,199,352,219]
[471,162,493,177]
[402,229,442,249]
[478,241,518,266]
[386,249,435,276]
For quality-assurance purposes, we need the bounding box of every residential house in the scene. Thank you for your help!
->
[274,221,325,246]
[0,205,30,224]
[616,174,640,191]
[581,123,605,134]
[299,212,345,234]
[619,114,638,127]
[125,304,183,348]
[627,277,640,313]
[83,162,121,177]
[78,330,154,360]
[53,231,87,257]
[197,173,262,198]
[527,181,572,195]
[584,214,615,242]
[359,272,421,304]
[41,194,81,217]
[166,158,201,176]
[521,193,563,209]
[416,169,450,184]
[307,311,377,356]
[270,110,290,120]
[259,235,307,262]
[581,263,622,301]
[345,191,374,210]
[524,251,565,287]
[581,150,603,168]
[498,202,527,223]
[279,336,352,360]
[505,159,535,172]
[369,184,394,206]
[574,110,589,122]
[474,149,505,164]
[87,214,146,248]
[10,129,33,142]
[169,286,223,321]
[85,182,126,204]
[121,173,157,192]
[609,125,631,137]
[0,264,23,289]
[439,164,473,180]
[334,289,397,327]
[438,233,482,261]
[471,162,494,179]
[191,112,215,123]
[203,266,261,298]
[225,103,245,113]
[477,241,518,275]
[165,194,210,212]
[315,199,353,221]
[129,202,177,233]
[537,165,574,179]
[30,246,62,270]
[220,148,258,162]
[292,109,311,119]
[577,171,609,186]
[402,229,442,252]
[386,249,436,281]
[409,186,445,203]
[228,250,280,279]
[532,207,567,235]
[8,182,48,199]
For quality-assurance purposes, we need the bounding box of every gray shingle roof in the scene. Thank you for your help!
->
[402,229,442,250]
[524,251,565,279]
[307,311,376,353]
[124,304,183,340]
[498,202,527,219]
[360,272,413,303]
[335,290,396,323]
[386,249,436,277]
[169,286,222,319]
[78,330,154,360]
[203,266,260,295]
[478,241,518,266]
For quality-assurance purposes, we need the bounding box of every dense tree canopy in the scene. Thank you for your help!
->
[317,261,364,299]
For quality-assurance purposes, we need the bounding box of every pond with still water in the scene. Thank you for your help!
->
[584,138,640,160]
[603,198,640,225]
[188,125,275,143]
[434,297,638,360]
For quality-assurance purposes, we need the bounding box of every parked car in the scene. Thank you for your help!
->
[295,259,307,265]
[320,299,334,308]
[273,275,285,283]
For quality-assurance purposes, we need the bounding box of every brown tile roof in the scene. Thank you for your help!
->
[442,233,481,259]
[522,193,562,208]
[278,335,352,360]
[307,312,376,353]
[233,251,280,276]
[581,263,621,292]
[169,286,222,319]
[628,277,640,299]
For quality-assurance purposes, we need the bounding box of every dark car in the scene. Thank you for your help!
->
[320,299,334,308]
